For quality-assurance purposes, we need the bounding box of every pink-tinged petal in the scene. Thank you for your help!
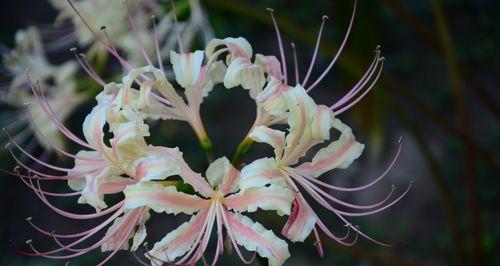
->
[294,118,364,178]
[224,185,293,216]
[109,107,150,163]
[145,146,214,197]
[281,85,317,165]
[170,50,204,88]
[281,196,317,242]
[147,210,209,262]
[101,208,148,252]
[123,182,209,215]
[255,77,291,117]
[206,157,239,195]
[225,211,290,266]
[250,126,286,161]
[239,158,288,192]
[82,104,108,152]
[206,37,253,59]
[224,57,265,98]
[78,169,131,212]
[133,148,181,181]
[255,54,282,81]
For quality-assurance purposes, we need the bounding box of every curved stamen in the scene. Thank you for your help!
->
[291,43,299,86]
[303,15,328,87]
[267,8,288,85]
[333,57,384,116]
[307,0,357,91]
[170,0,184,54]
[330,47,380,109]
[124,0,155,67]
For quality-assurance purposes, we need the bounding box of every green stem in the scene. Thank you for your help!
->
[231,136,254,167]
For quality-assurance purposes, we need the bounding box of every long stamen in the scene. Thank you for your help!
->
[151,15,164,72]
[307,0,357,91]
[291,43,299,86]
[303,15,328,87]
[333,56,384,116]
[70,48,105,86]
[66,0,133,70]
[330,46,380,109]
[267,8,288,84]
[124,0,154,67]
[170,0,184,54]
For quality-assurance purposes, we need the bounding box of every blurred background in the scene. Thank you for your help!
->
[0,0,498,265]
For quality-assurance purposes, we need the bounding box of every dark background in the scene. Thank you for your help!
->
[0,0,499,265]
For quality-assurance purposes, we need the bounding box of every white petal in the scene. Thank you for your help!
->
[170,50,204,88]
[124,181,209,215]
[249,126,285,161]
[225,212,290,266]
[239,158,287,192]
[224,185,293,216]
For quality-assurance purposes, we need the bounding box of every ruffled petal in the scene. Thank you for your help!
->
[133,147,182,182]
[224,57,265,98]
[249,126,285,161]
[239,158,288,192]
[294,117,365,178]
[82,103,109,152]
[140,146,214,196]
[281,196,317,242]
[255,54,282,81]
[206,37,253,59]
[225,212,290,266]
[281,85,317,165]
[147,210,209,262]
[101,208,148,252]
[206,157,239,195]
[170,50,204,88]
[255,77,291,117]
[124,181,209,215]
[224,185,293,216]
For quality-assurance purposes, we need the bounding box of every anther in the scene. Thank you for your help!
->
[391,184,397,190]
[322,15,329,20]
[100,25,106,30]
[25,239,32,244]
[379,56,385,62]
[291,42,295,48]
[398,136,403,143]
[78,53,86,58]
[69,47,77,52]
[266,7,274,12]
[26,217,32,222]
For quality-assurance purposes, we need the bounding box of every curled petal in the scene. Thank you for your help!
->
[208,60,227,84]
[133,147,182,181]
[206,37,253,59]
[170,50,204,88]
[124,181,209,215]
[144,146,214,197]
[82,104,109,151]
[250,126,285,161]
[255,54,282,81]
[206,157,239,195]
[281,85,317,165]
[147,210,209,263]
[224,57,265,98]
[239,158,288,192]
[256,77,291,117]
[294,118,364,178]
[225,212,290,266]
[281,196,317,242]
[224,185,293,216]
[101,208,148,252]
[78,169,132,211]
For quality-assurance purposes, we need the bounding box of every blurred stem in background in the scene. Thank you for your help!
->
[429,1,482,265]
[392,100,466,266]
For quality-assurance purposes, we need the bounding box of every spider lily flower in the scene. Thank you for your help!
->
[1,27,83,152]
[124,157,292,266]
[240,85,412,250]
[49,0,163,64]
[50,0,213,66]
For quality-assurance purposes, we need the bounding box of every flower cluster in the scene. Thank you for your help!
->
[1,0,212,154]
[5,1,411,265]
